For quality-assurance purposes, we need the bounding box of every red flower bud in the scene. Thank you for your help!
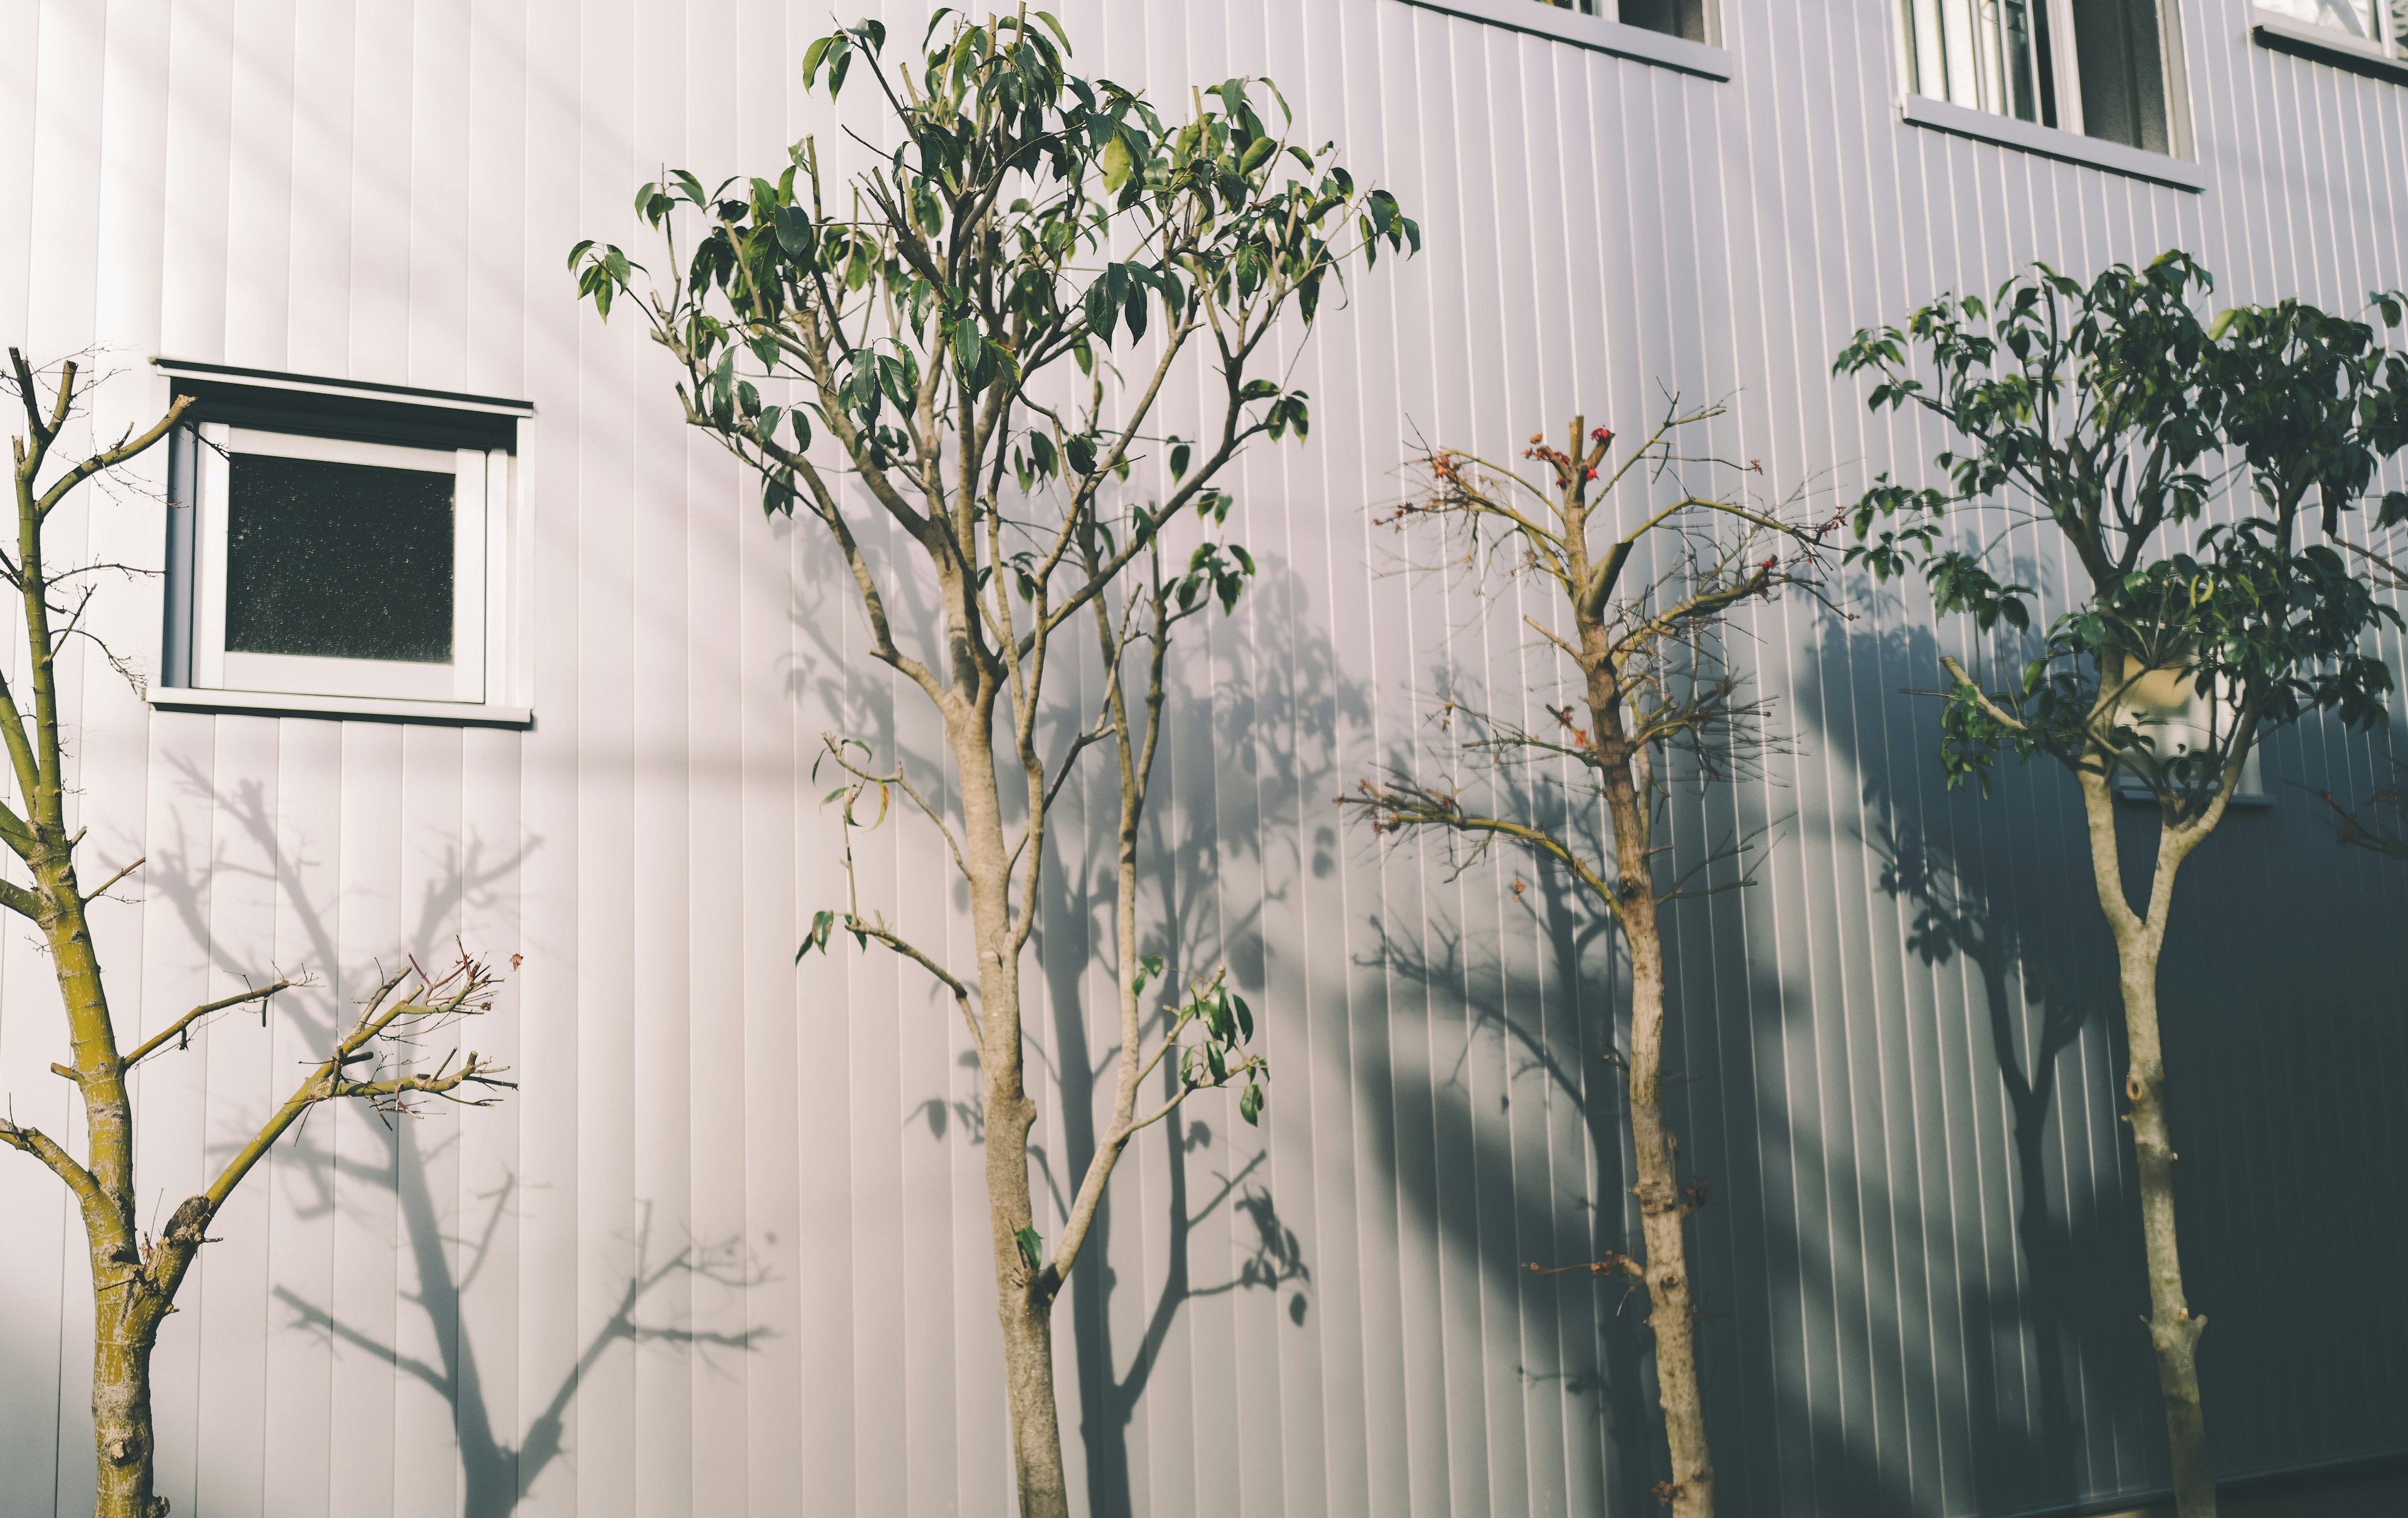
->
[1590,426,1613,443]
[1583,466,1598,482]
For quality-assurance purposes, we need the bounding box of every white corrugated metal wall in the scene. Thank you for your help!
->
[1,1,2404,1514]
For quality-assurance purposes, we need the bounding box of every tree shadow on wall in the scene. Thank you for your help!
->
[144,760,770,1515]
[1357,895,1665,1514]
[1780,611,2156,1515]
[274,1197,768,1517]
[1033,551,1353,1518]
[800,510,1358,1510]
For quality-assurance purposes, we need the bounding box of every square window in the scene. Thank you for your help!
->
[193,426,497,704]
[155,361,530,723]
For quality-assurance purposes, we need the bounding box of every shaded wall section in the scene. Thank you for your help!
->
[0,1,2402,1514]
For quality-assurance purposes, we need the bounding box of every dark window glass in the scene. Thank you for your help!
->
[224,453,455,663]
[2072,0,2170,152]
[1618,0,1708,41]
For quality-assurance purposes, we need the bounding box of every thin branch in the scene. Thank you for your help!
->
[849,914,983,1048]
[122,980,301,1071]
[0,1115,108,1220]
[1939,655,2031,732]
[83,854,144,901]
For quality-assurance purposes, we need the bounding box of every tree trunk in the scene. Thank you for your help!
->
[92,1305,168,1518]
[2120,944,2213,1518]
[949,709,1071,1518]
[1597,744,1715,1518]
[35,857,170,1518]
[1000,1281,1067,1518]
[988,1060,1067,1518]
[2081,778,2214,1517]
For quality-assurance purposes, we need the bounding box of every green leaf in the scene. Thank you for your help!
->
[795,908,837,961]
[773,203,816,258]
[1239,136,1276,176]
[1170,440,1191,480]
[1083,276,1119,345]
[1238,1081,1264,1125]
[1015,1226,1045,1272]
[1101,132,1134,194]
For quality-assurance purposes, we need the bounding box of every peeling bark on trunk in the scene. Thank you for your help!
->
[92,1309,169,1518]
[48,874,174,1518]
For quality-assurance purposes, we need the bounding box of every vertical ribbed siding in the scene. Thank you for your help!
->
[0,1,2403,1514]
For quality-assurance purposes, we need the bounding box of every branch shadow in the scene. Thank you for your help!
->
[1032,551,1351,1517]
[1787,608,2162,1512]
[272,1198,768,1518]
[140,757,771,1514]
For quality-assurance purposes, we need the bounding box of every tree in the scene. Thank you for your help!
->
[569,15,1415,1514]
[1834,253,2408,1518]
[0,351,514,1518]
[2315,768,2408,856]
[1341,406,1832,1518]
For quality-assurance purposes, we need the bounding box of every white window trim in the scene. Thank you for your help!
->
[1392,0,1733,80]
[1893,0,2203,187]
[194,426,492,704]
[1899,92,2209,191]
[2251,7,2408,83]
[151,361,536,729]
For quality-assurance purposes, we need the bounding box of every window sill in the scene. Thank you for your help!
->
[2249,11,2408,85]
[149,687,533,729]
[1898,93,2207,192]
[2115,779,2273,809]
[1392,0,1731,80]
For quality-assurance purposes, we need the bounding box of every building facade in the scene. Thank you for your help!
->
[3,1,2405,1514]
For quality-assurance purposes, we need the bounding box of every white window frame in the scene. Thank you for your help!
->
[1394,0,1732,80]
[2108,662,2272,804]
[191,425,500,705]
[1894,0,2203,187]
[149,358,534,727]
[2251,2,2408,82]
[2254,0,2400,51]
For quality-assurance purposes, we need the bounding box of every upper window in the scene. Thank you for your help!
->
[1532,0,1718,43]
[2258,0,2408,56]
[154,361,532,725]
[1899,1,2189,155]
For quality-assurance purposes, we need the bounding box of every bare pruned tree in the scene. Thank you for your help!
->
[1343,404,1834,1518]
[0,350,513,1518]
